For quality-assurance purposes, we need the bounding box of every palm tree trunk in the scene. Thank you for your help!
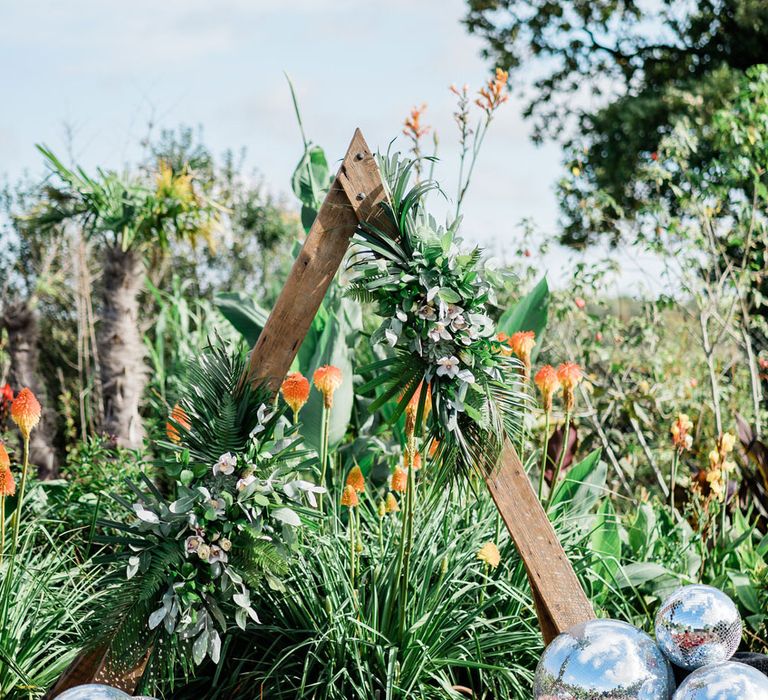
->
[1,300,59,479]
[99,245,146,449]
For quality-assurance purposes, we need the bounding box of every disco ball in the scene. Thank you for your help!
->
[534,618,675,699]
[672,661,768,699]
[56,685,132,700]
[655,584,742,670]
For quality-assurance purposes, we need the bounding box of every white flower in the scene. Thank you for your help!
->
[185,535,202,554]
[457,369,476,384]
[237,473,257,491]
[436,356,460,379]
[428,322,452,343]
[385,328,398,346]
[283,479,326,507]
[418,304,437,321]
[249,404,275,438]
[450,314,468,331]
[208,545,228,564]
[213,452,237,476]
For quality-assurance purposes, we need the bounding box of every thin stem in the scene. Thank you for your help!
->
[670,450,679,512]
[399,463,416,637]
[538,411,551,502]
[318,405,330,515]
[10,437,30,558]
[546,413,571,511]
[349,510,356,589]
[0,496,5,566]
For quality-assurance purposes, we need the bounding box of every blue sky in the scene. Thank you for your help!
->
[0,0,664,293]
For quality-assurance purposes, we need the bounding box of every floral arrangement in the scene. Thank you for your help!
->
[93,346,322,678]
[348,155,526,474]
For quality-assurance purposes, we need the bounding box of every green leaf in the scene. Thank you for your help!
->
[497,277,549,359]
[589,499,620,581]
[214,292,270,347]
[291,145,331,232]
[549,448,606,516]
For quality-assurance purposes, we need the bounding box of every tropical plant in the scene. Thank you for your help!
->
[31,148,221,448]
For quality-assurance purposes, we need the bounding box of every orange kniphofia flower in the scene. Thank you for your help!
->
[166,403,191,444]
[11,387,41,440]
[509,331,536,379]
[428,439,439,459]
[556,362,582,412]
[385,492,400,513]
[476,68,509,114]
[391,466,408,493]
[340,484,359,508]
[346,465,366,493]
[534,365,561,413]
[281,372,310,417]
[405,382,432,420]
[0,443,15,497]
[313,365,343,409]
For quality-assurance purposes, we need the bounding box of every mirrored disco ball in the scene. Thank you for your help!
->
[56,685,132,700]
[672,661,768,699]
[534,618,676,699]
[655,584,742,670]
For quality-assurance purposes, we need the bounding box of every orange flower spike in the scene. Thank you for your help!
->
[411,451,422,472]
[340,484,359,508]
[556,362,583,412]
[384,492,400,513]
[509,331,536,379]
[403,104,430,141]
[405,382,432,420]
[166,403,191,444]
[11,387,41,440]
[428,439,439,459]
[0,443,15,497]
[534,365,561,413]
[346,465,366,493]
[281,372,310,418]
[391,466,408,493]
[476,68,510,114]
[313,365,343,409]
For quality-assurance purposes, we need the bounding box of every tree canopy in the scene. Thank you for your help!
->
[464,0,768,246]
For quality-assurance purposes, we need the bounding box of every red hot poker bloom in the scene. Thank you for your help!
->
[340,484,359,508]
[281,372,310,417]
[509,331,536,379]
[556,362,583,412]
[11,387,41,440]
[313,365,343,409]
[0,443,15,497]
[345,465,366,493]
[166,403,191,444]
[534,365,561,413]
[391,466,408,493]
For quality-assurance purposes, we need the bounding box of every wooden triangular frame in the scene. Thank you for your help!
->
[47,128,594,698]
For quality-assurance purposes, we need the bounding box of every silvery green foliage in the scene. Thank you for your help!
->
[122,404,322,666]
[349,155,521,445]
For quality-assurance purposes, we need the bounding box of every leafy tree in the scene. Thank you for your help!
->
[463,0,768,245]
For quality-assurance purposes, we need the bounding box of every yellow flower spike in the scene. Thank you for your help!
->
[11,387,41,440]
[476,542,501,569]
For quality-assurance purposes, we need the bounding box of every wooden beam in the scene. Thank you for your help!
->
[245,128,394,391]
[485,440,595,642]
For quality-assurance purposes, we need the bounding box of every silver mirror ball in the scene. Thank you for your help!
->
[672,661,768,700]
[534,619,676,699]
[655,585,742,670]
[55,686,158,700]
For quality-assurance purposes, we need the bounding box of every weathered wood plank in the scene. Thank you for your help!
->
[245,128,394,391]
[485,439,595,642]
